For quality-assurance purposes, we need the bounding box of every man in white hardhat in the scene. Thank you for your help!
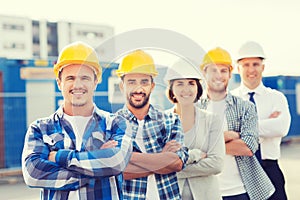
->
[232,41,291,200]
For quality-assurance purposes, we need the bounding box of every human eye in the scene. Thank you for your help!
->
[65,76,75,81]
[253,62,260,67]
[241,63,249,68]
[141,79,150,86]
[81,76,92,81]
[127,80,136,85]
[189,81,196,85]
[211,68,218,73]
[176,81,183,86]
[221,69,229,73]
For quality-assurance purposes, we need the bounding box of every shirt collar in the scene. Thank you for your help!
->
[55,103,104,120]
[121,104,159,121]
[240,82,265,96]
[200,92,235,106]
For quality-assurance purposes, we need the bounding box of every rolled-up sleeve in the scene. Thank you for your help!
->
[22,123,88,190]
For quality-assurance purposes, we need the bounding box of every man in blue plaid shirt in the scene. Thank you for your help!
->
[115,50,188,200]
[22,41,133,200]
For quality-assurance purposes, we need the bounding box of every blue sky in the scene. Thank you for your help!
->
[1,0,299,75]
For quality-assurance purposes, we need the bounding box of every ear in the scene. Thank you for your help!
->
[262,64,265,72]
[93,80,98,90]
[237,64,241,73]
[119,81,124,93]
[56,78,62,91]
[150,82,155,93]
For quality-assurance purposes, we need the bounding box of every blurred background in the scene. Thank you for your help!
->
[0,0,299,199]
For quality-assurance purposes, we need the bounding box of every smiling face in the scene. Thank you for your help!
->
[237,57,265,90]
[171,79,198,106]
[203,63,231,94]
[120,73,155,110]
[57,64,97,114]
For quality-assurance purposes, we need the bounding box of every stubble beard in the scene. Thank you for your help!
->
[128,93,150,109]
[209,82,227,94]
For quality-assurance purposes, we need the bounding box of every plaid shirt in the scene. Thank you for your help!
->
[198,93,275,200]
[22,105,132,200]
[116,105,188,200]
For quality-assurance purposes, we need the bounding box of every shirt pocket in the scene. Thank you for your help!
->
[43,133,64,150]
[85,131,106,150]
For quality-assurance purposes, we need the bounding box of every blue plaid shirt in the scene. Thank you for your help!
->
[198,93,275,200]
[22,105,133,200]
[116,105,188,200]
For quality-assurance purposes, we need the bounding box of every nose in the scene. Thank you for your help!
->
[246,64,256,73]
[214,69,223,79]
[183,84,191,92]
[73,77,83,88]
[132,83,144,93]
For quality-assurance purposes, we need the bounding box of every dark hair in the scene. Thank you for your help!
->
[237,57,265,62]
[120,74,154,83]
[167,79,203,103]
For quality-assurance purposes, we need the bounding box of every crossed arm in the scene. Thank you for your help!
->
[123,140,184,180]
[224,102,259,156]
[224,130,253,156]
[225,109,286,156]
[22,116,132,190]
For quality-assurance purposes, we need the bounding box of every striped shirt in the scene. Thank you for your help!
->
[22,105,132,200]
[198,93,275,200]
[116,105,188,200]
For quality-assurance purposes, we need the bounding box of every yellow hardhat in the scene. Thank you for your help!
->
[200,47,233,71]
[116,50,158,77]
[53,41,102,83]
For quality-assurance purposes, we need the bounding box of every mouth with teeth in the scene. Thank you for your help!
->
[181,95,192,98]
[248,74,256,78]
[128,92,149,109]
[213,80,224,86]
[70,89,86,96]
[130,92,146,100]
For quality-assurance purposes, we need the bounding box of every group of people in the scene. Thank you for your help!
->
[21,40,291,200]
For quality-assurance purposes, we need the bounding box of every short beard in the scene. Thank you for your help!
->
[128,93,150,109]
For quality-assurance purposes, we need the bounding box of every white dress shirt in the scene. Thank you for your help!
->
[232,82,291,160]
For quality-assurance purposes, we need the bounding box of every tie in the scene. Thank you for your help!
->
[248,92,262,163]
[248,92,255,105]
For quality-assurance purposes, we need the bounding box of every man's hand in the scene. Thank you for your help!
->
[162,140,181,153]
[100,140,118,149]
[224,131,240,143]
[48,151,57,162]
[269,111,281,118]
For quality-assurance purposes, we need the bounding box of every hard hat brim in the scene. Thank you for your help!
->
[54,60,102,83]
[116,68,158,77]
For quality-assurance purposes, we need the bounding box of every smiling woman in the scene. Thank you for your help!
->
[164,58,225,200]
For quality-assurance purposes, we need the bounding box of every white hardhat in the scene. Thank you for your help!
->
[236,41,266,61]
[164,58,203,83]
